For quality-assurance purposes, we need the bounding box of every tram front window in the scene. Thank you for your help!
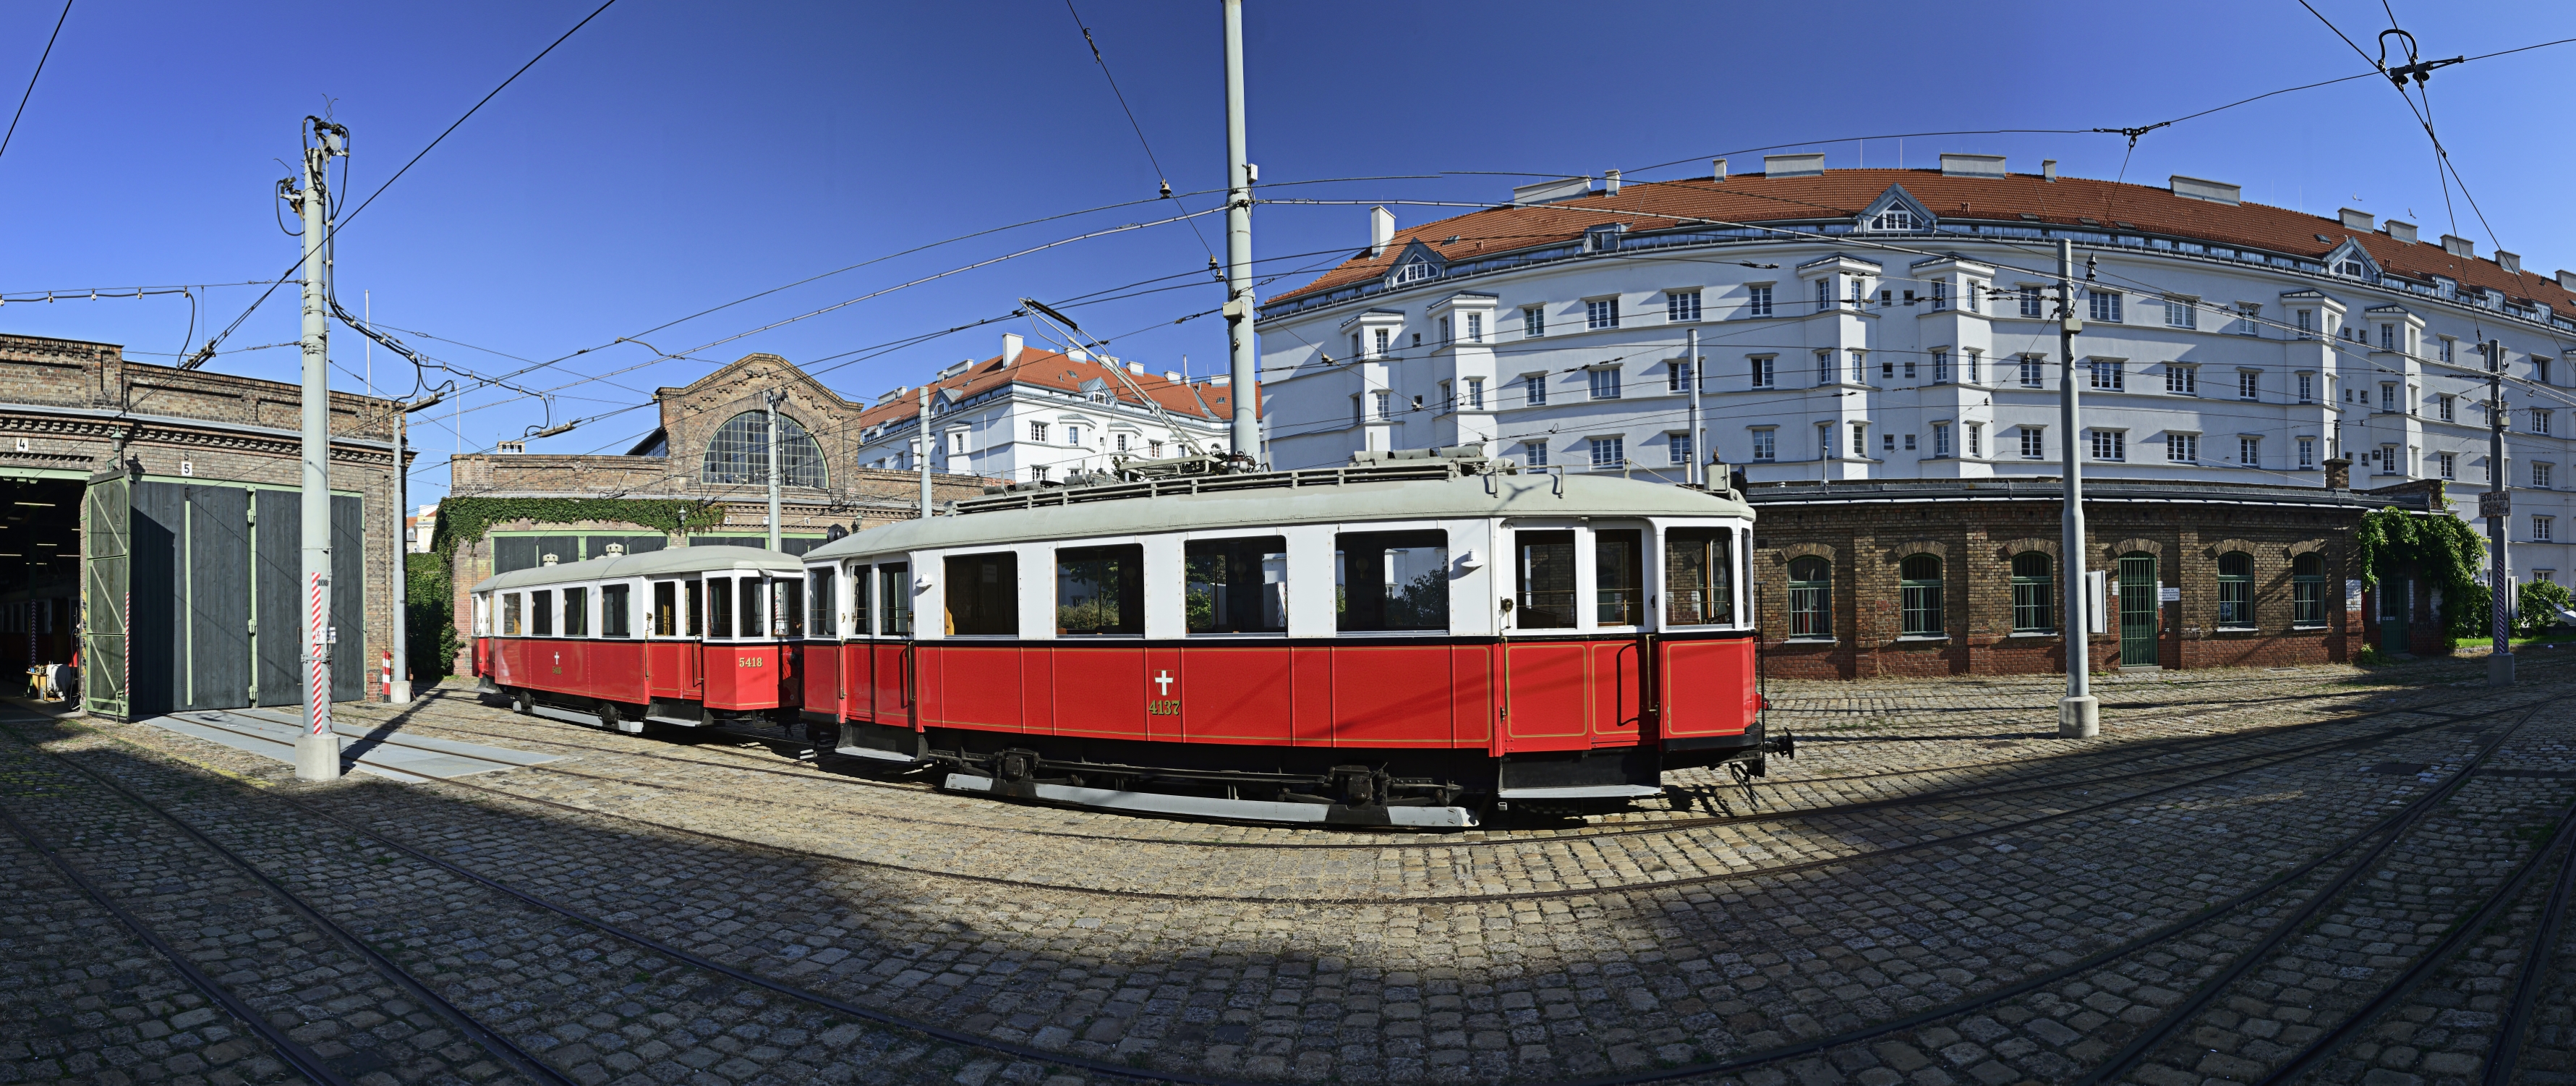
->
[1514,530,1577,629]
[775,578,803,637]
[1595,529,1644,626]
[877,564,910,636]
[945,553,1018,636]
[707,577,733,637]
[808,569,835,637]
[1186,536,1287,634]
[1663,527,1735,626]
[1057,545,1143,635]
[740,577,767,639]
[652,582,676,636]
[1336,530,1448,632]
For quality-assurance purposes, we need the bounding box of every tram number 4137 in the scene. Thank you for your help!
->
[1146,699,1182,716]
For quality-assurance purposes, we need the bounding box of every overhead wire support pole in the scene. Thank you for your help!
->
[1220,0,1258,466]
[2056,238,2098,739]
[2487,340,2513,686]
[1686,327,1702,487]
[764,390,783,553]
[295,117,349,781]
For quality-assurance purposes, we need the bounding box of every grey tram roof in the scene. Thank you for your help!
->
[802,464,1754,563]
[472,546,804,594]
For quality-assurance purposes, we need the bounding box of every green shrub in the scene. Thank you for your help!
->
[2521,580,2575,638]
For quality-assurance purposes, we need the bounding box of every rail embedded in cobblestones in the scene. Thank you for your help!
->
[2485,813,2576,1086]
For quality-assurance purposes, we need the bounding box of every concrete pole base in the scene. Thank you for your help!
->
[388,679,413,705]
[2489,653,2515,687]
[294,731,341,781]
[2058,696,2100,739]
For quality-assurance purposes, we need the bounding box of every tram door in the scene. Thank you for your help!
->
[2117,554,2159,666]
[869,563,914,726]
[644,577,703,699]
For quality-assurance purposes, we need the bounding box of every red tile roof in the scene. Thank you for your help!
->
[1269,167,2576,316]
[848,345,1257,435]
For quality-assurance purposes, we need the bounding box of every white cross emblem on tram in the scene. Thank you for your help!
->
[1154,670,1173,695]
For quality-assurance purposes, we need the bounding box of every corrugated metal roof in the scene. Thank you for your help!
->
[472,546,804,593]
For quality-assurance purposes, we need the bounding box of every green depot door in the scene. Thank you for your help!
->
[2117,553,2159,666]
[2376,568,2410,653]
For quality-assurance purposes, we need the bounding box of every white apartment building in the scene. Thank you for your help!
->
[849,333,1245,484]
[1258,156,2576,589]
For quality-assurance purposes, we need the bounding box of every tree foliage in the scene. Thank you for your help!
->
[2521,579,2575,638]
[426,497,727,560]
[2352,505,2488,645]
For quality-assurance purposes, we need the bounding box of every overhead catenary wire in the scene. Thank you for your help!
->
[1061,0,1216,259]
[0,0,69,166]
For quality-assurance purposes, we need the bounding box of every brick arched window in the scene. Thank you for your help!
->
[701,411,828,488]
[1788,556,1832,639]
[1899,554,1943,636]
[2010,552,2054,632]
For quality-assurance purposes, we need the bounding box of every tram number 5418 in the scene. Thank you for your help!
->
[1146,699,1182,716]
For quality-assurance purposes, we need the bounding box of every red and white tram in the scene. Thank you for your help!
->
[471,548,810,731]
[793,452,1776,828]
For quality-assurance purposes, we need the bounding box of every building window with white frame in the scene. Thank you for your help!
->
[1930,349,1950,383]
[1065,424,1083,446]
[1668,432,1693,466]
[1818,422,1836,459]
[2090,360,2123,391]
[1588,436,1624,469]
[1521,441,1548,467]
[2018,285,2042,317]
[2379,444,2400,475]
[2020,355,2044,388]
[2436,394,2455,421]
[1029,421,1049,444]
[2379,323,2397,351]
[2089,289,2123,323]
[2020,425,2046,459]
[1747,284,1773,317]
[2298,372,2315,404]
[2440,337,2455,363]
[1587,298,1620,329]
[1373,328,1390,357]
[1750,355,1775,389]
[2238,436,2259,467]
[1929,281,1948,310]
[1932,421,1952,457]
[2166,433,2198,463]
[2439,451,2455,479]
[2091,429,2125,461]
[2238,370,2260,400]
[2167,365,2197,396]
[2537,515,2555,543]
[1521,305,1545,337]
[1373,391,1393,420]
[2236,303,2261,336]
[2164,297,2196,328]
[1815,279,1833,313]
[1588,367,1621,400]
[1849,349,1868,384]
[2300,437,2318,470]
[1851,422,1869,459]
[1666,359,1694,393]
[1523,373,1547,407]
[1964,348,1982,384]
[1666,290,1701,322]
[1465,312,1483,342]
[2535,409,2554,436]
[1967,423,1984,459]
[1465,378,1485,409]
[1750,428,1776,461]
[1815,350,1834,386]
[2538,462,2555,489]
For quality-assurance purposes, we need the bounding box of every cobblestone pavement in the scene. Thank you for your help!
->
[5,652,2575,1086]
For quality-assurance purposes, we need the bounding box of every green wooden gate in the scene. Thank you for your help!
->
[81,468,129,718]
[2117,553,2159,666]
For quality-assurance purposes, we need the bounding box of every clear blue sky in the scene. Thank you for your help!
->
[3,0,2571,505]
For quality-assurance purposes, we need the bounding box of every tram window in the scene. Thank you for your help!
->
[1596,530,1645,626]
[848,565,871,636]
[502,593,523,636]
[602,584,632,637]
[1664,528,1735,625]
[707,577,733,638]
[472,595,490,636]
[1514,530,1577,629]
[1057,545,1144,635]
[652,582,676,636]
[776,578,803,638]
[945,553,1019,636]
[740,578,767,640]
[531,590,555,637]
[877,564,910,636]
[809,569,835,637]
[686,580,703,637]
[562,587,589,637]
[1185,536,1288,634]
[1336,530,1449,632]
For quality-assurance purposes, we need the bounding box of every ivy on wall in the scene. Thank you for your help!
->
[427,496,728,561]
[2352,502,2488,645]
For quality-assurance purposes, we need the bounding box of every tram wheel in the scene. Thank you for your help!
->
[509,687,532,716]
[597,700,623,732]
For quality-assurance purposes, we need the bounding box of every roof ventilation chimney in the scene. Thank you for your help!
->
[1603,169,1620,195]
[1510,177,1591,205]
[2170,174,2242,205]
[1712,158,1727,183]
[2337,208,2374,232]
[1002,332,1024,365]
[2386,219,2418,244]
[1939,153,2005,178]
[1368,205,1394,258]
[1762,153,1825,178]
[2497,250,2522,275]
[2559,269,2576,292]
[2042,159,2057,181]
[2442,234,2475,258]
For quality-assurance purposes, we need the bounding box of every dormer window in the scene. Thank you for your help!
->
[1872,208,1916,232]
[1584,224,1624,253]
[2338,259,2367,277]
[1391,255,1439,285]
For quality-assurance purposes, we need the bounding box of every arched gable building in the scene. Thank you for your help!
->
[438,352,991,669]
[1258,156,2538,674]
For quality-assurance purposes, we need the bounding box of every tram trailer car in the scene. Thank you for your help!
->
[471,548,811,731]
[795,454,1779,828]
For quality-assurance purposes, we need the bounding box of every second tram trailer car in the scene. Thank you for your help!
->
[472,547,810,731]
[793,451,1772,828]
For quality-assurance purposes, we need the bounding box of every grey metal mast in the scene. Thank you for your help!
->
[1220,0,1258,464]
[2056,239,2098,739]
[2486,341,2514,685]
[765,390,784,553]
[1686,328,1703,487]
[295,118,347,781]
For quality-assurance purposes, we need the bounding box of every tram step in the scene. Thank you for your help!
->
[835,744,919,764]
[527,703,607,729]
[1496,784,1665,800]
[943,773,1477,828]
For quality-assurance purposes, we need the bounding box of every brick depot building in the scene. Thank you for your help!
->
[437,352,989,669]
[1743,470,2440,679]
[0,332,411,718]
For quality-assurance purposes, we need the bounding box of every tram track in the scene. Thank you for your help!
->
[333,684,2513,861]
[36,699,2565,1086]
